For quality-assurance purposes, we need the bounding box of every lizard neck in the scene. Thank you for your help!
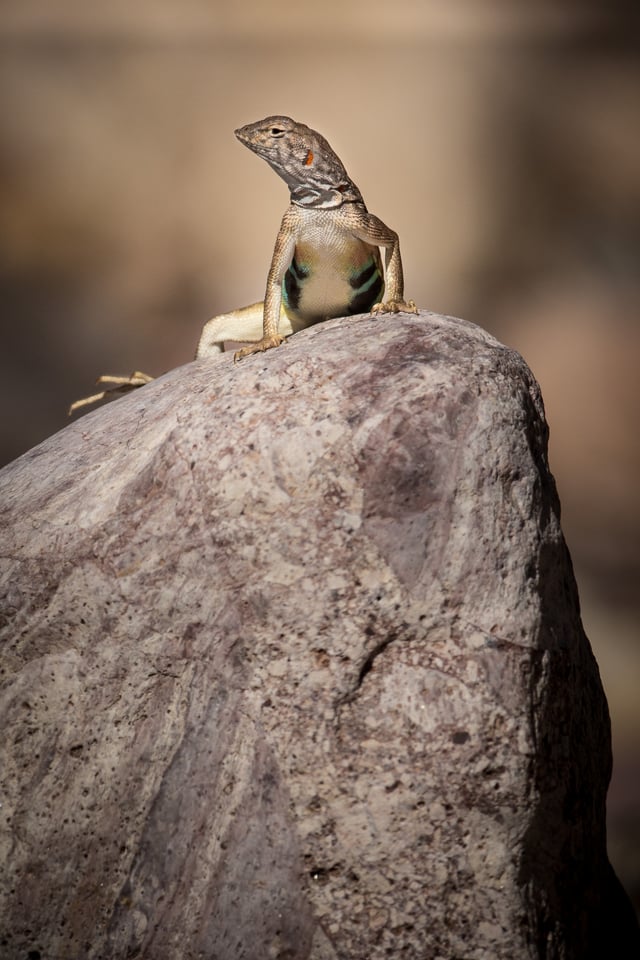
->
[289,181,364,210]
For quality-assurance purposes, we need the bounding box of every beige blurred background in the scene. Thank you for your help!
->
[1,0,638,913]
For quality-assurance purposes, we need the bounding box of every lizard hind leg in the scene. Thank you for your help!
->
[197,302,293,359]
[68,371,153,416]
[197,302,264,358]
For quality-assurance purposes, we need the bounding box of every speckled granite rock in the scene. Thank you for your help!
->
[0,312,637,959]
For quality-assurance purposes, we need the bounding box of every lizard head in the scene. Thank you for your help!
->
[235,116,364,210]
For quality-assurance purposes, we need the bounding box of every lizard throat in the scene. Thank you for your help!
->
[290,183,364,209]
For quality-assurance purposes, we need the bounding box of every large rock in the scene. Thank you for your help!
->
[0,311,637,959]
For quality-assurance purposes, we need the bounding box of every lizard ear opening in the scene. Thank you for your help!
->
[304,150,314,166]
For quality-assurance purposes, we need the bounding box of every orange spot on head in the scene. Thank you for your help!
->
[305,150,314,166]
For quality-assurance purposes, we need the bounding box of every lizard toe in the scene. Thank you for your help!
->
[234,335,286,362]
[371,299,418,316]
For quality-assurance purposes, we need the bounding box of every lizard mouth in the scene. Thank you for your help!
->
[234,127,263,157]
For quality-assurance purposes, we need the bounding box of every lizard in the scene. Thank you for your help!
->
[69,116,416,413]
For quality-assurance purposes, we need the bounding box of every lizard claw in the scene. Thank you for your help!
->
[234,335,286,362]
[371,299,418,316]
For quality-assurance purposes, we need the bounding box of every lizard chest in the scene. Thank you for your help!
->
[282,228,384,324]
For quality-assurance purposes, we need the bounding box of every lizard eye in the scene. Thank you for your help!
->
[270,127,285,137]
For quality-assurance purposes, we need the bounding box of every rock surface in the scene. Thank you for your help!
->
[0,311,637,959]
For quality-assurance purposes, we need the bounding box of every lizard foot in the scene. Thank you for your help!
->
[68,371,154,416]
[234,335,285,362]
[371,299,418,316]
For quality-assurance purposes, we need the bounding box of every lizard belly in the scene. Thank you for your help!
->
[282,236,384,326]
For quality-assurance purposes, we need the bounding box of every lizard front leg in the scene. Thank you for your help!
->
[344,206,417,316]
[234,210,298,361]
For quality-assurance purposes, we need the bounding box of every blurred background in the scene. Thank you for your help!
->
[1,0,638,914]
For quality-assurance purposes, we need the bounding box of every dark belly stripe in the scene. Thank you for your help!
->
[283,256,309,312]
[349,258,379,290]
[348,273,384,314]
